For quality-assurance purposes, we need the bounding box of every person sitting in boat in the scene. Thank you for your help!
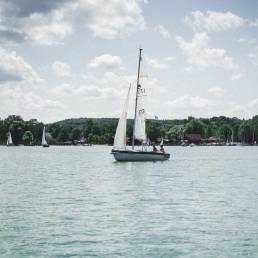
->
[160,144,165,153]
[152,144,158,152]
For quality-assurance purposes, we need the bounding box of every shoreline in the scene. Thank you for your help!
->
[1,143,257,147]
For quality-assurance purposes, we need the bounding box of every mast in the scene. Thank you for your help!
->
[132,48,142,150]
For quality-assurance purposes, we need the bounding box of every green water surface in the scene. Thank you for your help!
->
[0,146,258,257]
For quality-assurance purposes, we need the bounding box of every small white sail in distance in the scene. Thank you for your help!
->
[7,131,13,145]
[42,126,48,145]
[113,85,131,150]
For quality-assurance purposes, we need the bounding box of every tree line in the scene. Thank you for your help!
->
[0,115,258,145]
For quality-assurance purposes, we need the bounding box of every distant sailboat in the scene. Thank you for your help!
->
[42,126,49,147]
[6,131,14,146]
[111,48,170,161]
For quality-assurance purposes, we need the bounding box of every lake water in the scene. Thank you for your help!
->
[0,146,258,257]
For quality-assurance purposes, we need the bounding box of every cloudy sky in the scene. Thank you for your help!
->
[0,0,258,122]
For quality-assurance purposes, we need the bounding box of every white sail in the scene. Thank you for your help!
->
[7,131,13,145]
[113,85,131,150]
[134,85,147,142]
[42,126,47,145]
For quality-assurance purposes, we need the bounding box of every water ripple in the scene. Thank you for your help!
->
[0,146,258,257]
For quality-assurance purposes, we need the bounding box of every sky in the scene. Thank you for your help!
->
[0,0,258,122]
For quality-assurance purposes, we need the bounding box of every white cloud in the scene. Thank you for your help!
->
[168,94,210,109]
[237,38,257,44]
[165,56,176,62]
[145,56,168,69]
[0,2,74,45]
[165,94,257,118]
[51,72,135,99]
[88,54,123,69]
[247,98,258,108]
[208,87,225,97]
[176,32,238,69]
[184,66,194,73]
[0,47,41,83]
[0,0,146,44]
[23,8,73,45]
[164,93,258,119]
[231,73,243,80]
[51,83,74,95]
[0,86,65,121]
[154,24,171,39]
[184,10,246,32]
[247,47,258,66]
[79,0,146,40]
[51,83,103,98]
[250,19,258,27]
[52,61,71,77]
[75,85,103,98]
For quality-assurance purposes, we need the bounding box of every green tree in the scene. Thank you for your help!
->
[146,120,161,141]
[185,118,206,136]
[166,125,184,142]
[70,127,82,140]
[22,131,34,145]
[57,127,70,142]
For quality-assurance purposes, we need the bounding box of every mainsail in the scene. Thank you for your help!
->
[42,126,47,145]
[134,84,147,142]
[113,85,131,150]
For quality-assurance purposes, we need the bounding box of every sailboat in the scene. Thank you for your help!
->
[6,131,14,146]
[42,126,49,147]
[111,48,170,161]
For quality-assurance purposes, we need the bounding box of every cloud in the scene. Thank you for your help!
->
[0,86,65,121]
[176,32,238,69]
[0,0,146,44]
[154,24,171,39]
[52,61,71,77]
[164,56,176,61]
[184,66,194,73]
[0,30,25,44]
[24,11,73,45]
[74,85,120,99]
[208,87,225,97]
[237,38,257,44]
[51,71,135,99]
[0,1,74,45]
[2,0,71,17]
[165,94,258,118]
[88,54,123,69]
[167,94,210,109]
[0,47,41,83]
[250,19,258,27]
[79,0,146,40]
[231,73,243,80]
[247,46,258,66]
[247,98,258,108]
[75,85,103,98]
[184,10,246,32]
[145,56,168,69]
